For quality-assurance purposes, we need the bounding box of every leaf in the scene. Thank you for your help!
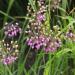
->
[43,54,51,75]
[0,10,14,20]
[55,48,72,58]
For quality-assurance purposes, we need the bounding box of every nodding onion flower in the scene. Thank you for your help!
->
[0,40,19,65]
[25,0,62,52]
[3,22,22,38]
[26,35,61,52]
[66,28,75,42]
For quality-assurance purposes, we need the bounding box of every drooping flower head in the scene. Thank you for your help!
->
[3,22,21,38]
[26,35,49,50]
[2,56,17,65]
[0,40,19,65]
[43,38,61,52]
[66,27,75,42]
[26,0,62,52]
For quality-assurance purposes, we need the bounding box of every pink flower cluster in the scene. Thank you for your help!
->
[0,40,19,65]
[2,56,17,65]
[26,0,62,52]
[27,35,61,52]
[43,38,61,52]
[4,22,21,38]
[26,35,49,50]
[36,13,45,23]
[66,29,75,42]
[36,0,46,23]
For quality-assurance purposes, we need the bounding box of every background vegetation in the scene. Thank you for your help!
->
[0,0,75,75]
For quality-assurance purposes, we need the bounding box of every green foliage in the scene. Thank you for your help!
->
[0,0,75,75]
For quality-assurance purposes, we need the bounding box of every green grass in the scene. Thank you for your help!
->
[0,0,75,75]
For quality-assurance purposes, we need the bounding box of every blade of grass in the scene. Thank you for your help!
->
[55,48,71,58]
[3,0,15,24]
[0,10,15,20]
[43,53,52,75]
[28,0,36,11]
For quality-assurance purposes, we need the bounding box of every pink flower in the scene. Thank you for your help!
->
[2,56,17,65]
[4,22,21,38]
[37,13,45,22]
